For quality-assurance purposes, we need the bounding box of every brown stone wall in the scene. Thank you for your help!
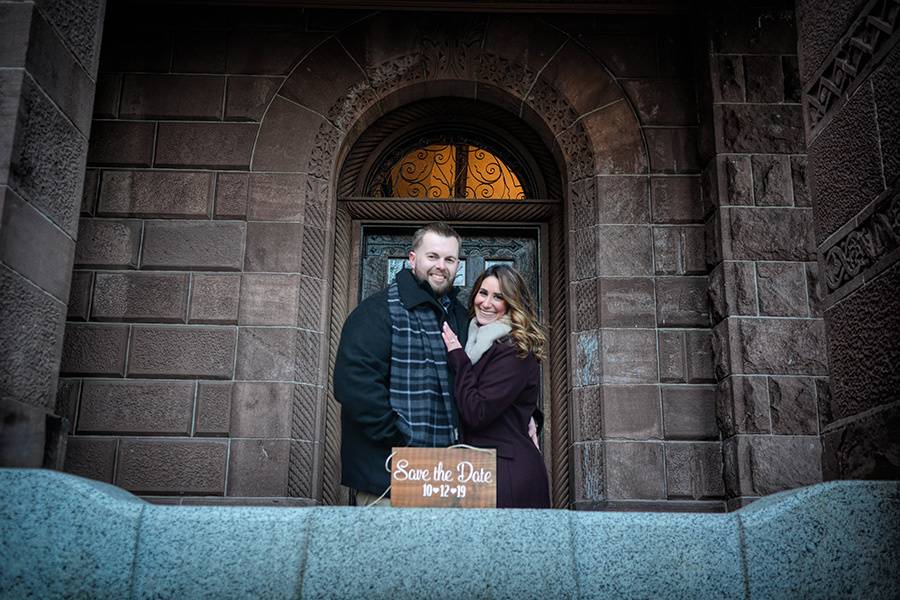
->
[0,0,106,467]
[700,2,826,510]
[63,6,722,509]
[797,0,900,480]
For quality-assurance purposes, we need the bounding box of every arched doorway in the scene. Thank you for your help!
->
[323,96,571,506]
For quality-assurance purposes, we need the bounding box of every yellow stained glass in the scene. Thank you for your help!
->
[384,144,525,200]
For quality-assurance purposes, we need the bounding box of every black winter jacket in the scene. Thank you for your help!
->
[333,269,469,496]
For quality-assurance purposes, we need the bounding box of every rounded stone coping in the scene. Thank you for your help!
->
[1,469,897,599]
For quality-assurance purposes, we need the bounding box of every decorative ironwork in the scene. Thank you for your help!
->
[372,142,527,200]
[804,0,900,139]
[822,184,900,294]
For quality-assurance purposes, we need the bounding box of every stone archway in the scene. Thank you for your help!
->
[250,11,648,506]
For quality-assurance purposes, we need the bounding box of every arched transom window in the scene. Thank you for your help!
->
[370,141,527,200]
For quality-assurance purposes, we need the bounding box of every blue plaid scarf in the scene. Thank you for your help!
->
[387,281,457,447]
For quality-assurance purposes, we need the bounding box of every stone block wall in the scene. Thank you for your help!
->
[796,0,900,480]
[700,2,826,509]
[0,0,106,467]
[60,5,333,504]
[567,15,723,511]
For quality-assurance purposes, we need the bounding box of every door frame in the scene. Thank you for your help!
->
[322,197,570,507]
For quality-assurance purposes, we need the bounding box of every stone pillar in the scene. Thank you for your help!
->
[0,1,107,467]
[700,2,827,509]
[796,0,900,479]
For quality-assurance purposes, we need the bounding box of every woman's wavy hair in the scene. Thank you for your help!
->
[468,265,547,361]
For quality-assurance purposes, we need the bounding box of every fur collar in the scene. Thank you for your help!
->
[464,317,512,364]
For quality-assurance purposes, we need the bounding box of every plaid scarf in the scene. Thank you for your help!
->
[387,281,457,447]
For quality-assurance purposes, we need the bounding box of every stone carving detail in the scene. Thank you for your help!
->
[420,17,485,80]
[476,53,534,100]
[308,121,342,180]
[805,0,900,138]
[823,186,900,292]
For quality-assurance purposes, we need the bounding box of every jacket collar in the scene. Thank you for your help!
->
[395,268,459,311]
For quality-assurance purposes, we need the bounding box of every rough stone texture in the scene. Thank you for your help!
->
[195,382,232,437]
[656,277,709,327]
[790,156,809,207]
[98,170,213,218]
[768,376,818,435]
[244,222,303,273]
[716,105,804,154]
[650,176,703,223]
[189,274,241,324]
[665,442,724,499]
[230,382,292,438]
[571,279,599,332]
[141,221,245,271]
[755,262,807,317]
[708,261,757,324]
[571,440,604,502]
[572,386,602,442]
[871,44,900,186]
[825,262,900,420]
[598,278,654,328]
[717,155,753,207]
[601,329,657,384]
[596,226,653,276]
[120,75,224,120]
[596,176,649,224]
[81,168,98,214]
[251,96,330,172]
[235,327,298,382]
[74,219,141,268]
[214,173,249,220]
[711,5,797,55]
[86,121,155,167]
[822,403,900,481]
[622,80,696,126]
[652,225,705,276]
[92,272,189,322]
[717,376,770,438]
[605,441,666,499]
[155,123,257,169]
[248,173,306,222]
[644,127,700,174]
[724,435,821,497]
[569,178,597,230]
[0,187,76,300]
[808,82,884,244]
[116,438,227,494]
[713,317,828,378]
[572,227,598,280]
[0,399,46,467]
[227,439,290,497]
[62,436,118,482]
[225,76,282,122]
[662,385,718,441]
[658,331,686,383]
[601,385,661,440]
[684,330,715,384]
[239,274,300,327]
[579,100,648,175]
[127,326,236,379]
[712,55,745,102]
[751,155,791,206]
[66,272,92,321]
[8,73,88,237]
[796,0,868,82]
[60,323,129,377]
[78,380,194,435]
[719,207,816,261]
[743,56,783,104]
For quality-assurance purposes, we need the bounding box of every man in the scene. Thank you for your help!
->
[334,222,469,506]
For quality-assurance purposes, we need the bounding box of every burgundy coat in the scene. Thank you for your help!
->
[447,339,551,508]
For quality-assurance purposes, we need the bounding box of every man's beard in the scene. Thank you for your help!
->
[413,265,453,295]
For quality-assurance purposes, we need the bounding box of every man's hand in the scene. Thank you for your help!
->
[442,322,462,352]
[528,417,540,450]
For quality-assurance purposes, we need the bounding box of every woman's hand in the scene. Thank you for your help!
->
[442,322,462,352]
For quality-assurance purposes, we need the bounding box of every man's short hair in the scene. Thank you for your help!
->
[411,222,461,251]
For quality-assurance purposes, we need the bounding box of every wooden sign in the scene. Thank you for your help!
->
[390,447,496,508]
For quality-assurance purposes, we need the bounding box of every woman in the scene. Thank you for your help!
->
[441,265,550,508]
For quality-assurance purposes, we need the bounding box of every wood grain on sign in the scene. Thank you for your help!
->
[390,447,496,508]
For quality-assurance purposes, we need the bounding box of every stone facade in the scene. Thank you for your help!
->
[797,0,900,481]
[1,1,895,510]
[0,0,107,468]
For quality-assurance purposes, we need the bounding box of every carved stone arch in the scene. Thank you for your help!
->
[249,12,648,506]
